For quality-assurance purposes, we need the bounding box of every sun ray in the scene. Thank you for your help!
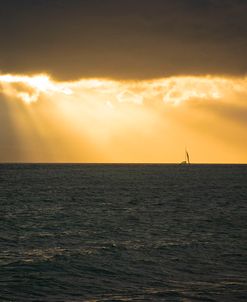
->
[0,73,247,163]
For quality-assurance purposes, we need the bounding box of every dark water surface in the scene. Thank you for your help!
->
[0,164,247,301]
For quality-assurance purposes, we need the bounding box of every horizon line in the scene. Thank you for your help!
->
[0,162,246,165]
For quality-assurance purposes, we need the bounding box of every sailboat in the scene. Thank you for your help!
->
[180,148,190,165]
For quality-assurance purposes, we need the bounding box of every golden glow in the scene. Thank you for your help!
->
[0,74,72,103]
[1,73,247,105]
[0,73,247,163]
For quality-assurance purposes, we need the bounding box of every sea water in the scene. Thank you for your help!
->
[0,164,246,301]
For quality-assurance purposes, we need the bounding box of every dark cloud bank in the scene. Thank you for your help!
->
[0,0,247,80]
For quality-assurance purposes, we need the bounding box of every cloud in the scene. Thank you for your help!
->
[1,73,247,107]
[117,90,143,105]
[0,74,72,103]
[0,0,247,80]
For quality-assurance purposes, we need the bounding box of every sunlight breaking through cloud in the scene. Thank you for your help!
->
[0,74,73,103]
[0,73,247,106]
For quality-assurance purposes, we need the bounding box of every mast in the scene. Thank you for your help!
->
[186,149,190,164]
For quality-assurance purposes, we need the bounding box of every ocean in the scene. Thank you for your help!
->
[0,164,246,301]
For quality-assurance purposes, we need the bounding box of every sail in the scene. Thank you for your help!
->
[179,148,191,165]
[186,150,190,164]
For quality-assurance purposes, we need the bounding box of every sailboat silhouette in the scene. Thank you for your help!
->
[180,148,190,165]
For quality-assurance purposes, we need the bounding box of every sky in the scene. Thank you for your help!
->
[0,0,247,163]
